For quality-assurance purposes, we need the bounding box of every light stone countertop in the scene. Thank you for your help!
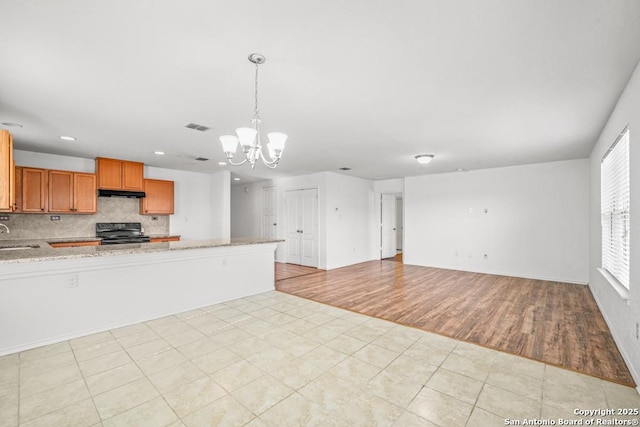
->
[0,237,283,264]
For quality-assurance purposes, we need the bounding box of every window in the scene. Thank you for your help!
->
[601,126,630,290]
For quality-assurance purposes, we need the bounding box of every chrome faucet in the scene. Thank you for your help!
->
[0,223,9,234]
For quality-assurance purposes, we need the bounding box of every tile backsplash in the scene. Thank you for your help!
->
[0,198,169,240]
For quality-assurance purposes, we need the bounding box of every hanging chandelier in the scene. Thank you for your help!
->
[219,53,287,169]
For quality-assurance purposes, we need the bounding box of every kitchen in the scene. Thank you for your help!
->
[0,129,280,356]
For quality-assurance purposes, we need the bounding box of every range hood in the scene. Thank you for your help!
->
[98,189,146,198]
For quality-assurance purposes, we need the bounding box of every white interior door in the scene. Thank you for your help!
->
[261,187,277,239]
[285,190,302,264]
[285,188,318,267]
[396,197,403,251]
[381,193,397,258]
[300,188,318,267]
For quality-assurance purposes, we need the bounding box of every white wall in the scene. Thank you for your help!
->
[588,60,640,389]
[230,172,376,270]
[325,173,375,270]
[15,150,94,173]
[209,170,231,239]
[404,159,590,284]
[14,150,226,241]
[145,166,214,241]
[230,183,262,238]
[231,172,328,268]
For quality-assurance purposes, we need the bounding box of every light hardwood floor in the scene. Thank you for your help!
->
[275,260,634,386]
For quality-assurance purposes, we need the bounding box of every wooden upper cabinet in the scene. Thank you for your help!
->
[122,161,144,191]
[74,173,97,213]
[141,179,174,215]
[0,129,16,212]
[96,157,144,191]
[48,170,97,214]
[48,170,73,213]
[21,167,48,213]
[13,166,23,212]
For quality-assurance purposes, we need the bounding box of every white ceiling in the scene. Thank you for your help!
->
[1,1,639,183]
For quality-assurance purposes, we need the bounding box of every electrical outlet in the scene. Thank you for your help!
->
[636,322,639,340]
[50,216,61,221]
[67,274,78,288]
[152,216,158,221]
[0,215,9,221]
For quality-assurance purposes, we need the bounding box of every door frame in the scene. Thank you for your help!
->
[380,192,404,260]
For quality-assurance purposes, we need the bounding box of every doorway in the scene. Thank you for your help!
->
[285,188,319,267]
[381,193,403,261]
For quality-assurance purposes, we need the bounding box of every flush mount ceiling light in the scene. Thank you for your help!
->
[154,151,165,155]
[60,136,76,141]
[1,122,23,128]
[415,154,435,164]
[219,53,287,169]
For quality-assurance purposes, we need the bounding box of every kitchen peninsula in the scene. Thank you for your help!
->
[0,238,281,356]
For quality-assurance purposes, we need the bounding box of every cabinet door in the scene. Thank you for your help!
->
[141,179,174,215]
[48,170,74,213]
[149,236,180,243]
[122,161,144,191]
[22,168,48,213]
[49,240,100,248]
[13,166,22,212]
[96,157,123,190]
[74,173,97,213]
[0,130,14,212]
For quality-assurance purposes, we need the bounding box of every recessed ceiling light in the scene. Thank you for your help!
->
[154,151,165,155]
[233,177,241,181]
[60,136,76,141]
[218,161,227,166]
[1,122,23,128]
[339,167,351,171]
[415,154,435,164]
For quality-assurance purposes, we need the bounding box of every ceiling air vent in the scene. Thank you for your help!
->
[185,123,211,132]
[195,157,209,161]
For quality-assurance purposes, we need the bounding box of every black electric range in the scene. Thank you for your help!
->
[96,222,151,245]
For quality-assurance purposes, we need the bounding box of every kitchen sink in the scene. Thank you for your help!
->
[0,245,40,251]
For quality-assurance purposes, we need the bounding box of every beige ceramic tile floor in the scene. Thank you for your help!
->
[1,291,639,427]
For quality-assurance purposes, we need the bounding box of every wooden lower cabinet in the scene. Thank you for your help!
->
[149,236,180,243]
[141,179,174,215]
[49,240,101,248]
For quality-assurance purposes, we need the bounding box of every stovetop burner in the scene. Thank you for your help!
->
[96,222,151,245]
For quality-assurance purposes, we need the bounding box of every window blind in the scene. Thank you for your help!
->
[601,126,630,289]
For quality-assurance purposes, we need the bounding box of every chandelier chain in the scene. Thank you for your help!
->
[254,63,259,118]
